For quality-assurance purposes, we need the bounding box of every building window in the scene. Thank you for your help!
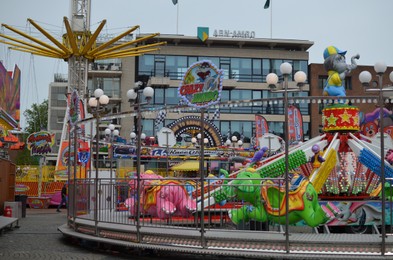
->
[318,76,328,89]
[138,55,307,84]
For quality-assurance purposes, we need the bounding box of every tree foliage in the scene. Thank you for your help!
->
[23,99,48,134]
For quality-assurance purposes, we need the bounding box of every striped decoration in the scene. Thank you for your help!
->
[311,149,337,193]
[259,150,308,178]
[359,148,393,184]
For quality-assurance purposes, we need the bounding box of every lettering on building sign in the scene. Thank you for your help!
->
[178,60,224,109]
[213,29,255,39]
[27,131,54,156]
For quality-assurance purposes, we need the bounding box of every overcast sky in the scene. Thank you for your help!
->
[1,0,393,128]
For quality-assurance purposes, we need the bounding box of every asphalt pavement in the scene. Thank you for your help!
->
[0,207,236,260]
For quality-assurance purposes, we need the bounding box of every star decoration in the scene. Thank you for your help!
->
[340,110,352,124]
[353,115,359,126]
[326,113,338,126]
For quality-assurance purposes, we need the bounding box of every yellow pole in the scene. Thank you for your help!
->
[28,18,72,55]
[63,17,79,55]
[93,32,160,56]
[2,23,66,55]
[87,25,140,56]
[95,48,160,60]
[80,19,107,56]
[0,39,63,57]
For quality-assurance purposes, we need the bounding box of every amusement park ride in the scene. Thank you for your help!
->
[3,0,393,258]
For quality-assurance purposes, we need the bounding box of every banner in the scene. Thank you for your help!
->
[56,140,90,171]
[255,115,268,147]
[288,105,303,143]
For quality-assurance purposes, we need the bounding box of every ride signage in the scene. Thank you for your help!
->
[178,60,224,109]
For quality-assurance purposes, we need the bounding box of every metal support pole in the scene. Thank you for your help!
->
[135,102,142,242]
[73,124,78,219]
[378,73,386,255]
[199,109,206,248]
[164,130,170,177]
[109,133,113,212]
[283,74,290,253]
[94,101,100,233]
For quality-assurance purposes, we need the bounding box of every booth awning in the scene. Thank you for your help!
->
[171,161,202,171]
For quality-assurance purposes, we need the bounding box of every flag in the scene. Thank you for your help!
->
[264,0,270,9]
[288,105,303,143]
[204,110,210,120]
[172,0,178,5]
[154,109,167,128]
[255,115,269,147]
[211,108,220,120]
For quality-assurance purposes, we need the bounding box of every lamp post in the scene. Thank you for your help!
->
[359,63,393,255]
[191,137,198,147]
[88,88,109,228]
[129,131,136,146]
[237,139,243,148]
[266,62,306,253]
[104,124,119,212]
[231,135,238,147]
[163,130,171,176]
[127,82,154,242]
[203,138,209,147]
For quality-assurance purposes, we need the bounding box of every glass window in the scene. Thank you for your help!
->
[252,59,262,82]
[220,121,230,139]
[318,76,328,89]
[271,59,283,77]
[141,119,154,137]
[188,56,198,66]
[199,57,219,66]
[154,88,164,104]
[231,90,252,101]
[166,88,179,105]
[228,58,255,82]
[345,77,352,90]
[139,55,154,75]
[262,59,270,80]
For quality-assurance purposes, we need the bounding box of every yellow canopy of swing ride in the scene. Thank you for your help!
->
[0,17,166,61]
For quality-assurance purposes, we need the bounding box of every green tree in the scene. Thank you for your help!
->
[23,99,48,134]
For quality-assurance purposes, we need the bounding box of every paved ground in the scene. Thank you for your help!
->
[0,207,224,260]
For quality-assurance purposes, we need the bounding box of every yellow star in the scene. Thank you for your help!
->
[340,110,352,124]
[327,113,338,126]
[353,115,359,126]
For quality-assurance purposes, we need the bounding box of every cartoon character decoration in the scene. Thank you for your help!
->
[125,170,197,219]
[249,146,269,168]
[213,168,328,227]
[360,108,393,138]
[310,144,325,169]
[322,46,360,97]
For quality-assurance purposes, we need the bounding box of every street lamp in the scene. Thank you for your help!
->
[225,139,231,147]
[191,137,197,147]
[265,62,306,252]
[130,132,136,145]
[231,135,238,147]
[237,139,243,148]
[127,82,154,241]
[104,124,119,212]
[203,137,209,147]
[88,88,109,224]
[359,63,393,253]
